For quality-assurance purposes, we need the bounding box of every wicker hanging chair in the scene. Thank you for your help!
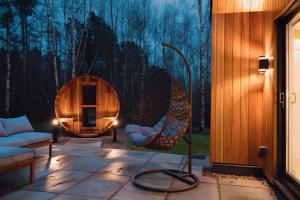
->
[129,69,190,150]
[125,42,199,192]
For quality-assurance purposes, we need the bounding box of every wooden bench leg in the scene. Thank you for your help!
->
[49,144,52,157]
[30,161,35,183]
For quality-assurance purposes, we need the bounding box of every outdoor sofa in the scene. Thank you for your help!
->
[0,115,53,183]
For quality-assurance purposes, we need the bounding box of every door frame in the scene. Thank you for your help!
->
[276,1,300,197]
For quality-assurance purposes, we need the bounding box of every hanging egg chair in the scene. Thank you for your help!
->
[125,42,199,192]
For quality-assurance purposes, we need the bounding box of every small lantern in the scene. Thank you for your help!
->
[258,56,269,73]
[112,119,119,143]
[52,118,59,126]
[51,118,59,143]
[112,119,119,127]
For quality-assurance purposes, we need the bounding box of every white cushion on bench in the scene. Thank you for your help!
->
[11,132,52,144]
[0,137,31,147]
[0,146,34,167]
[1,116,33,135]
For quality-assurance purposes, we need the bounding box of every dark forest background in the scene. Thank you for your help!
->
[0,0,211,131]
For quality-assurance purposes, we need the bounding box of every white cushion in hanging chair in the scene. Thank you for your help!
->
[125,115,166,147]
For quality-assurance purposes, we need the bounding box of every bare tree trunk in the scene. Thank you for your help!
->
[48,0,59,92]
[122,53,127,101]
[5,14,11,116]
[109,0,116,82]
[20,13,27,113]
[71,0,76,78]
[198,0,205,130]
[140,52,145,94]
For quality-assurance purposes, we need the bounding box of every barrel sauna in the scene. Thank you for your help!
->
[54,75,120,137]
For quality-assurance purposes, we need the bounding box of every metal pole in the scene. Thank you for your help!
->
[161,42,193,174]
[112,128,117,143]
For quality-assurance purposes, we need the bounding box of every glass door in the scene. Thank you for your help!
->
[286,13,300,182]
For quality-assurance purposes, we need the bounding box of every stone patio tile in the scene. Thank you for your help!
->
[0,190,56,200]
[119,151,155,161]
[166,182,219,200]
[64,173,129,199]
[138,161,181,179]
[64,138,102,147]
[52,193,106,200]
[35,154,76,170]
[63,150,102,157]
[150,153,183,165]
[23,170,91,193]
[0,168,32,196]
[102,149,128,159]
[218,177,266,188]
[111,178,171,200]
[219,184,274,200]
[96,149,112,158]
[181,156,211,169]
[98,160,146,176]
[64,157,112,172]
[192,169,218,184]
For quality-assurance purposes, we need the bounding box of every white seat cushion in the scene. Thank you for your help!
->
[0,146,34,167]
[11,132,52,144]
[125,124,159,146]
[153,115,166,132]
[0,137,31,147]
[1,116,33,135]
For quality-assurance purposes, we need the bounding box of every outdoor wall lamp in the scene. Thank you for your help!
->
[258,56,269,73]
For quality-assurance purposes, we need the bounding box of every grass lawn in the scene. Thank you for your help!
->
[128,133,210,156]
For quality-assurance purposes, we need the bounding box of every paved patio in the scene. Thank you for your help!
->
[0,143,276,200]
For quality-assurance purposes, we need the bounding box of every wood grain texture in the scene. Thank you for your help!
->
[55,76,120,137]
[211,0,292,181]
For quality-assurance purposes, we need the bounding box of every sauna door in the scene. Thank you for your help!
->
[286,13,300,182]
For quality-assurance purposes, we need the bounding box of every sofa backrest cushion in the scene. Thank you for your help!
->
[0,121,7,136]
[1,116,34,135]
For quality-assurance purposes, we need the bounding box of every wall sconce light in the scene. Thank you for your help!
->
[258,56,269,73]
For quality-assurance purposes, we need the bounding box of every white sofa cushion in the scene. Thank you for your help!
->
[0,121,7,137]
[0,146,34,167]
[0,137,31,147]
[11,132,52,144]
[1,115,34,135]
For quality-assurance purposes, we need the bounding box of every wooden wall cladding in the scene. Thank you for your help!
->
[54,76,120,137]
[211,0,293,181]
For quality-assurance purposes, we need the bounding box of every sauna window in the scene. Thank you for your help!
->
[82,108,96,127]
[82,85,96,105]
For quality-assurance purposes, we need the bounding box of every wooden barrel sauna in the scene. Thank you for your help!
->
[54,75,120,137]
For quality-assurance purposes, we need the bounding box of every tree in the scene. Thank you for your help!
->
[71,0,76,78]
[198,0,206,130]
[14,0,37,113]
[0,0,14,116]
[46,0,59,92]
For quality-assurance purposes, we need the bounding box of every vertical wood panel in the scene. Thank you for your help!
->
[232,0,242,163]
[240,10,250,164]
[223,2,234,163]
[215,0,225,162]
